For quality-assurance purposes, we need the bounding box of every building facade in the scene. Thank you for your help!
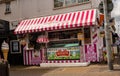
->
[0,0,100,30]
[0,0,103,66]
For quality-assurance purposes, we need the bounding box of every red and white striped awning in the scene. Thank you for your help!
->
[14,9,98,34]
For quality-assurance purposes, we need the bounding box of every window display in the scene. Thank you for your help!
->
[48,29,82,48]
[47,29,82,60]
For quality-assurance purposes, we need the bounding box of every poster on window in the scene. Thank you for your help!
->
[47,46,80,60]
[10,40,21,54]
[85,44,97,62]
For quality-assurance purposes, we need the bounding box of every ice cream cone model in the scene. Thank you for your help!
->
[2,49,9,61]
[1,41,9,61]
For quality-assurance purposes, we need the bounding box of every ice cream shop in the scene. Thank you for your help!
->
[14,9,104,66]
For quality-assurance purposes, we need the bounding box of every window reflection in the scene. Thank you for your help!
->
[65,0,76,6]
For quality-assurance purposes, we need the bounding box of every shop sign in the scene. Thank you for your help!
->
[56,49,70,57]
[10,40,21,54]
[47,46,80,60]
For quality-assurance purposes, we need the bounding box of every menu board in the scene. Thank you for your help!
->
[10,40,21,54]
[47,46,80,60]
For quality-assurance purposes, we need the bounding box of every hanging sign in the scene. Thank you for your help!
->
[77,33,84,40]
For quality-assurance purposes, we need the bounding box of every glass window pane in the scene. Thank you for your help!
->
[78,0,89,3]
[54,0,64,8]
[78,0,83,3]
[65,0,76,6]
[5,2,11,13]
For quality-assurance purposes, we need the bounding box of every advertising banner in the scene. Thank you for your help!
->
[47,46,80,60]
[85,44,97,62]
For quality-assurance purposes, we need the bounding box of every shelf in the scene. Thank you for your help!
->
[49,38,78,42]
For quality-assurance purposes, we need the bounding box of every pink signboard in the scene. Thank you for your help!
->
[24,50,42,65]
[85,44,97,62]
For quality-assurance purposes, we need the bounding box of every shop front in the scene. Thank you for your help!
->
[14,9,104,66]
[0,19,9,60]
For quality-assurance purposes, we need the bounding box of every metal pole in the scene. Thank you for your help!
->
[103,0,113,70]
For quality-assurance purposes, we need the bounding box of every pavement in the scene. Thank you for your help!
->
[10,63,120,76]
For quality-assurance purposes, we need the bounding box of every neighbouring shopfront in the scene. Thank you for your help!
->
[14,9,104,66]
[0,19,9,60]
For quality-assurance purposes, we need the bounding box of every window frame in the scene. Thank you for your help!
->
[5,2,11,14]
[10,40,21,54]
[0,0,15,4]
[54,0,90,9]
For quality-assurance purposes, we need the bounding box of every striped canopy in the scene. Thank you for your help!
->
[14,9,98,34]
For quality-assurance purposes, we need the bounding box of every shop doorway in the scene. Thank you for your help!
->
[8,30,24,66]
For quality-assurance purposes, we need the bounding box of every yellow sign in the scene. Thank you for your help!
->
[77,33,84,40]
[100,31,105,37]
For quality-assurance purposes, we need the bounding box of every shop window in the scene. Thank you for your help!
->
[48,29,81,41]
[54,0,64,8]
[54,0,90,8]
[28,32,46,50]
[47,29,82,60]
[65,0,76,6]
[28,33,41,49]
[5,2,11,14]
[17,33,38,50]
[84,28,91,44]
[48,29,82,48]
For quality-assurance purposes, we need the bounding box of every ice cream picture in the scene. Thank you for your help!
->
[1,41,9,61]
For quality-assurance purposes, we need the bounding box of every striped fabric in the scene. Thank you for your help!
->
[14,9,97,34]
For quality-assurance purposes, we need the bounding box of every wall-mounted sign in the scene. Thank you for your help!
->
[10,40,21,54]
[47,46,80,60]
[77,33,84,40]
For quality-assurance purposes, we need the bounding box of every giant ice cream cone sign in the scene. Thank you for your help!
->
[1,41,9,61]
